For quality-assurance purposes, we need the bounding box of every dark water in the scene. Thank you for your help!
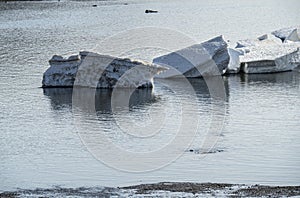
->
[0,0,300,191]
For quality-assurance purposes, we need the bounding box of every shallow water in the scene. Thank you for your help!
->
[0,0,300,191]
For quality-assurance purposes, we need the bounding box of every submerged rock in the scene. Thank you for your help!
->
[153,35,229,78]
[42,52,167,88]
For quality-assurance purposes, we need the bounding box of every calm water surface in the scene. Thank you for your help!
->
[0,0,300,191]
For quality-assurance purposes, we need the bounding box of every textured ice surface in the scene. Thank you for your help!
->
[153,36,229,78]
[240,43,300,74]
[42,52,167,88]
[226,48,244,74]
[271,26,299,41]
[234,27,300,74]
[241,42,300,62]
[285,28,300,42]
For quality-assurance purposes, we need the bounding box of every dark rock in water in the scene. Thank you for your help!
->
[92,5,97,7]
[145,9,158,13]
[185,148,224,154]
[42,51,167,88]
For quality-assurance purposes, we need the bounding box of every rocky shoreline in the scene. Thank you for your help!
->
[1,182,300,197]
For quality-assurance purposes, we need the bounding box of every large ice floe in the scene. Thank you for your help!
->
[238,41,300,74]
[153,35,230,78]
[42,51,167,88]
[42,26,300,88]
[230,26,300,74]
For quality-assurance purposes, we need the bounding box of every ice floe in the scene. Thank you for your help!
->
[153,35,230,78]
[42,51,167,88]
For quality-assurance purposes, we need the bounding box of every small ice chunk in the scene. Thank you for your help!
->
[271,26,298,41]
[284,28,300,42]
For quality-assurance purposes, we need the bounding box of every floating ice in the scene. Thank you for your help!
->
[240,43,300,74]
[153,36,229,78]
[42,51,167,88]
[226,48,244,74]
[284,28,300,42]
[271,26,299,42]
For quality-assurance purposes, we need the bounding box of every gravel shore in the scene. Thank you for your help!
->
[1,182,300,197]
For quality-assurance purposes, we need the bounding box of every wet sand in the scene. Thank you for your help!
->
[1,182,300,197]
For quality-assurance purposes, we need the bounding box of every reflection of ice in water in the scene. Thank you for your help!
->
[2,0,300,190]
[74,78,213,154]
[71,76,223,172]
[43,77,225,155]
[104,86,182,153]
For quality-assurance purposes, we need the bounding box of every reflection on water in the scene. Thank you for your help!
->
[43,77,231,174]
[34,72,300,189]
[43,78,230,113]
[43,88,73,110]
[240,72,300,84]
[1,0,300,191]
[43,87,159,113]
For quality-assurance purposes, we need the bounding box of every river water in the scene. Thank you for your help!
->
[0,0,300,191]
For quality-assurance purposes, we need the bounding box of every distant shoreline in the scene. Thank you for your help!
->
[0,0,44,1]
[1,182,300,197]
